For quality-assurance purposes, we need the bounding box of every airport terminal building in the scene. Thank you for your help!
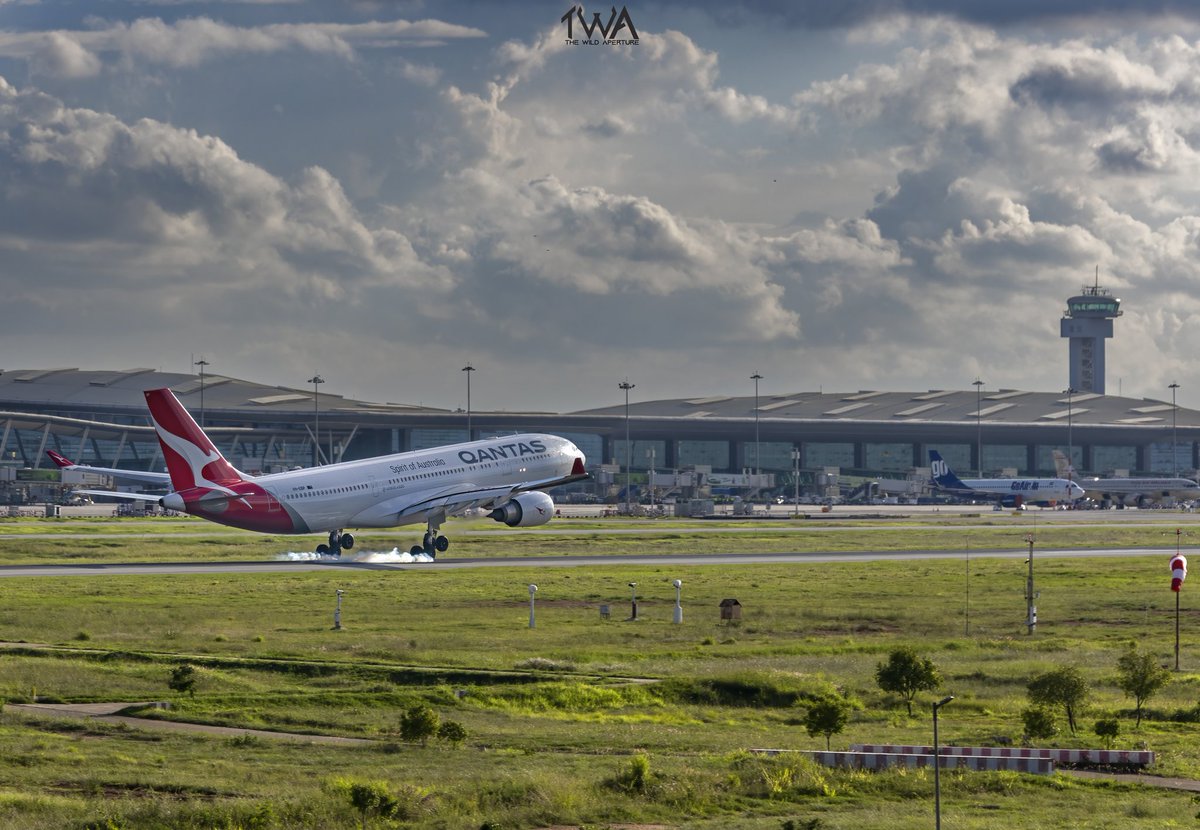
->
[2,368,1199,499]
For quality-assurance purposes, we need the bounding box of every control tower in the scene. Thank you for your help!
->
[1060,279,1122,394]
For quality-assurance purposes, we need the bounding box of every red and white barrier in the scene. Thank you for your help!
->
[850,744,1153,766]
[750,749,1054,775]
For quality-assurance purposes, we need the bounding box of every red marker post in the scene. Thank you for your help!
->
[1171,529,1187,671]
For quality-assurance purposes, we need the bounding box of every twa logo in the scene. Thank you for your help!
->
[561,5,639,45]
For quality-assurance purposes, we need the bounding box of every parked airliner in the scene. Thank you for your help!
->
[929,450,1085,506]
[1051,450,1200,507]
[49,388,588,558]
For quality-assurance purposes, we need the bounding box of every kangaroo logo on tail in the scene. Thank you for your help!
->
[144,388,245,492]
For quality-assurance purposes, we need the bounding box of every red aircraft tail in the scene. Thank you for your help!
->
[144,388,244,491]
[46,450,75,469]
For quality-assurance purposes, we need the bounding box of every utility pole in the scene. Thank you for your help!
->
[973,378,984,476]
[1025,533,1037,634]
[1170,382,1181,478]
[308,374,324,467]
[619,379,635,513]
[194,358,209,429]
[463,364,475,439]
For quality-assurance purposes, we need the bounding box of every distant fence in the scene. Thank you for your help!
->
[850,744,1154,767]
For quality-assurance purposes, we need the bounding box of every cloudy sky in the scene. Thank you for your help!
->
[4,1,1200,412]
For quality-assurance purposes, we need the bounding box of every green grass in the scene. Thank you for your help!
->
[0,510,1196,563]
[1,516,1200,826]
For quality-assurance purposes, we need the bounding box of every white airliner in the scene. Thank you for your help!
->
[1051,450,1200,507]
[48,388,588,558]
[929,450,1085,506]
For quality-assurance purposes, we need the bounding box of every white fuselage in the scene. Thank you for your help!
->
[951,477,1085,502]
[1076,477,1200,504]
[250,434,582,533]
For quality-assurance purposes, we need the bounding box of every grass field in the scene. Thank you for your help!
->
[1,512,1200,828]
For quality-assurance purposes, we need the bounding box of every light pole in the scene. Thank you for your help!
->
[751,372,763,478]
[619,379,635,513]
[528,584,538,629]
[933,695,955,830]
[1064,386,1077,479]
[1025,532,1037,634]
[463,364,475,440]
[792,447,801,519]
[194,357,209,429]
[973,379,984,476]
[308,374,324,467]
[1170,382,1181,478]
[647,447,656,509]
[672,579,683,624]
[333,589,344,630]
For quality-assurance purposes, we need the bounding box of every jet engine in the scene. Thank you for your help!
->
[488,491,555,527]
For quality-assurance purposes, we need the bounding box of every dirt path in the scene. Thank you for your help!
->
[6,702,372,746]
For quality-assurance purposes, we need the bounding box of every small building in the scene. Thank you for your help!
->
[719,598,742,621]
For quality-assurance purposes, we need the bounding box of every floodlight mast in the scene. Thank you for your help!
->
[933,695,955,830]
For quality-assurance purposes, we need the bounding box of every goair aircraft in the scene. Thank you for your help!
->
[928,450,1085,506]
[48,388,588,558]
[1051,450,1200,507]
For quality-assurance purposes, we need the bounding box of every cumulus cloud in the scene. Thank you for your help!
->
[11,4,1200,407]
[0,16,486,78]
[0,81,448,302]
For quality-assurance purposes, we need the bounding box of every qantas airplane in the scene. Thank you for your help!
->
[929,450,1085,506]
[1051,450,1200,507]
[48,388,589,558]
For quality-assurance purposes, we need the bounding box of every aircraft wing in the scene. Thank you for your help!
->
[69,489,165,503]
[46,451,172,486]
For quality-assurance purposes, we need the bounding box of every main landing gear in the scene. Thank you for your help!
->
[316,530,354,558]
[409,520,449,559]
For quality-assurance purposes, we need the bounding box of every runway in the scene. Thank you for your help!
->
[0,545,1185,577]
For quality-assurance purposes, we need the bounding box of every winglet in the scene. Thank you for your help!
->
[46,450,74,469]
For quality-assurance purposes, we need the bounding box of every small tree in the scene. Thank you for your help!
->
[167,664,197,698]
[875,647,942,716]
[1021,707,1058,742]
[347,781,398,830]
[437,719,467,747]
[398,703,440,746]
[804,695,851,751]
[1094,717,1120,749]
[1027,666,1089,735]
[1116,647,1171,727]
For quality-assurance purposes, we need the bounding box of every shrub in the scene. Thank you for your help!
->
[438,719,468,746]
[399,703,440,746]
[804,696,851,751]
[1094,717,1120,749]
[1115,648,1171,727]
[1022,707,1058,742]
[1027,666,1088,734]
[167,664,197,698]
[875,647,941,716]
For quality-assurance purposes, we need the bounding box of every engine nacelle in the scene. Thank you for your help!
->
[488,491,555,527]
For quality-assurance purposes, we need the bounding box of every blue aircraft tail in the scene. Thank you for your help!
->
[929,450,969,490]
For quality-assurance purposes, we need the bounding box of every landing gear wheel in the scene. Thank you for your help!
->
[316,543,330,556]
[434,535,449,553]
[409,545,424,556]
[340,533,354,550]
